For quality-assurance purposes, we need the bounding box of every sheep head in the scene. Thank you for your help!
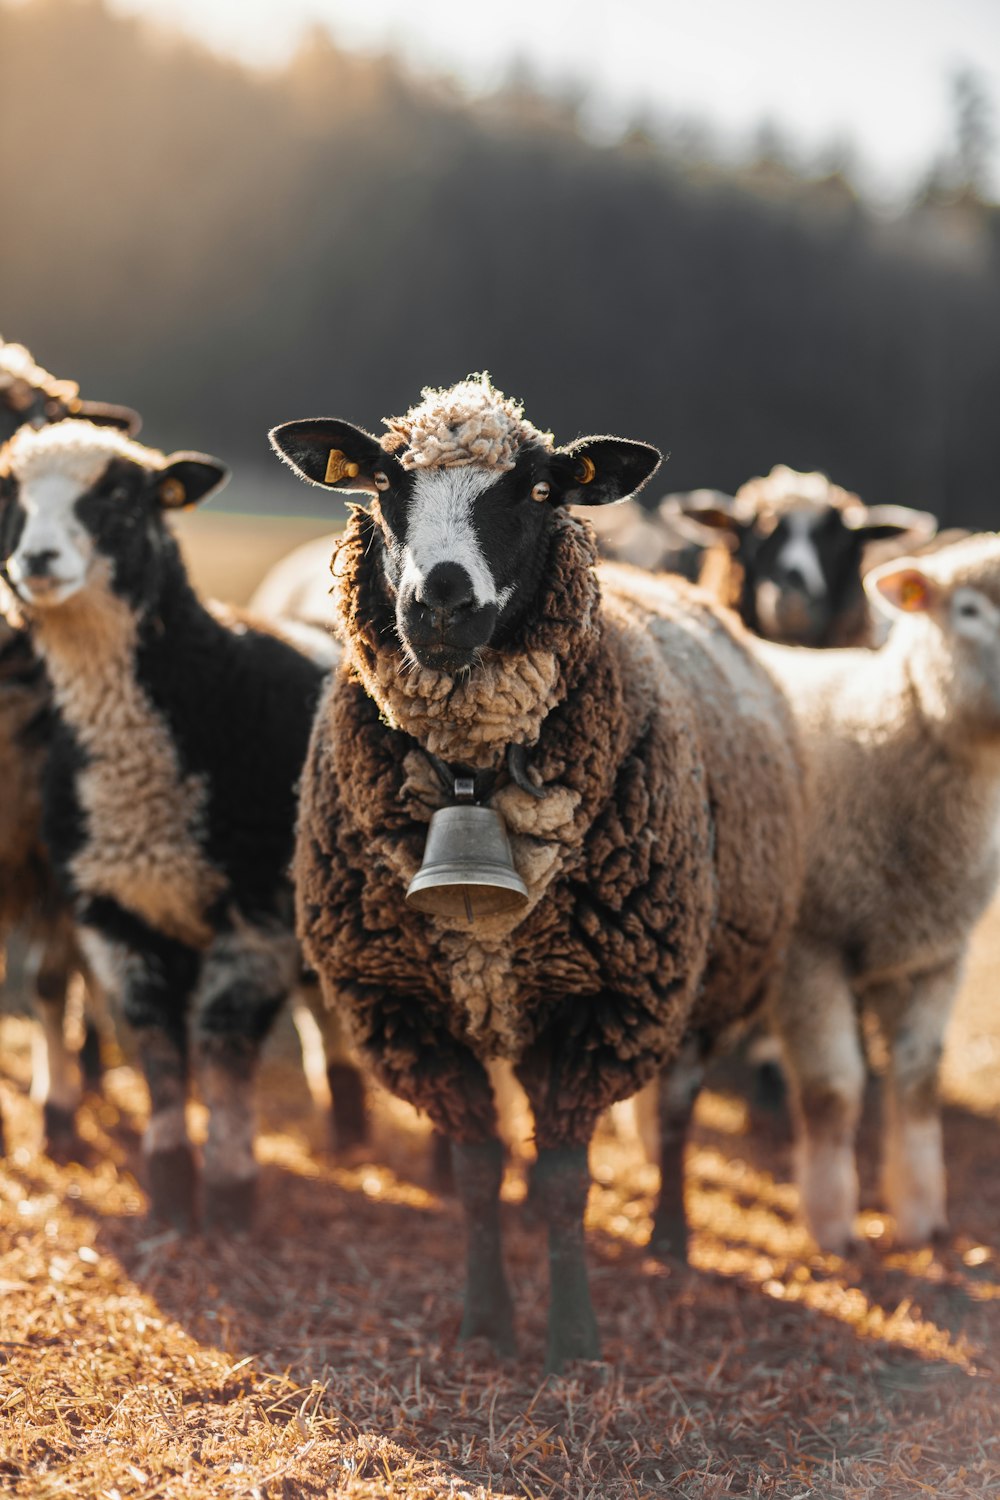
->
[270,374,660,675]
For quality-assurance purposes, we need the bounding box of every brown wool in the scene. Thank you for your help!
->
[298,497,807,1131]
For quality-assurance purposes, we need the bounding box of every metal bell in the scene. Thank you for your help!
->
[406,798,529,921]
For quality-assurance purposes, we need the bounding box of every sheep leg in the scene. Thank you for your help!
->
[292,983,370,1152]
[649,1036,705,1263]
[773,940,864,1253]
[28,944,80,1157]
[515,1027,613,1372]
[874,959,960,1246]
[351,984,514,1352]
[451,1139,516,1354]
[533,1144,600,1373]
[194,930,294,1235]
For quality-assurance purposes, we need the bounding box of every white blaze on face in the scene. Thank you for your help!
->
[401,467,500,608]
[775,510,828,599]
[6,428,121,607]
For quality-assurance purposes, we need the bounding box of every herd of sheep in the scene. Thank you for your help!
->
[1,341,998,1375]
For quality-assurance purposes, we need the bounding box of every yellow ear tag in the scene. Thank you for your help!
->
[159,477,187,507]
[898,574,929,612]
[324,449,360,485]
[576,455,597,485]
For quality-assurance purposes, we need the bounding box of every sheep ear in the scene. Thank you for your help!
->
[662,490,742,549]
[848,504,938,545]
[72,399,143,437]
[156,453,230,509]
[864,560,939,618]
[556,436,662,506]
[269,418,391,493]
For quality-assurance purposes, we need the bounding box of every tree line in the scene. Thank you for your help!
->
[1,0,998,525]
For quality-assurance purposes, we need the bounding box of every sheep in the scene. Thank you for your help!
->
[753,533,1000,1252]
[268,374,806,1370]
[0,339,139,1153]
[662,466,937,647]
[0,418,364,1231]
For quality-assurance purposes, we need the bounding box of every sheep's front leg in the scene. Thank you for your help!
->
[773,938,864,1253]
[516,1006,640,1373]
[353,984,514,1354]
[649,1036,705,1263]
[110,936,200,1231]
[873,958,960,1246]
[194,927,295,1234]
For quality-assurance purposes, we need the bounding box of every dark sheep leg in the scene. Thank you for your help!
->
[649,1037,705,1264]
[533,1144,600,1373]
[452,1139,516,1354]
[327,1060,369,1152]
[194,933,290,1235]
[354,985,513,1354]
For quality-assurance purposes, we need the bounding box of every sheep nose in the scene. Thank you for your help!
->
[417,562,476,617]
[782,564,807,591]
[20,547,60,578]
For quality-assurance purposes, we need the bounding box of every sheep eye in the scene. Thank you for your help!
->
[373,471,390,492]
[958,600,981,619]
[531,481,551,503]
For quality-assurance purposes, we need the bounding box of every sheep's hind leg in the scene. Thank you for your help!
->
[292,981,370,1152]
[28,944,80,1157]
[874,959,960,1246]
[194,927,296,1234]
[649,1036,705,1264]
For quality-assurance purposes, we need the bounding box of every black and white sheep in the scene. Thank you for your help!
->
[760,534,1000,1251]
[0,338,138,1153]
[668,465,937,647]
[0,418,361,1230]
[269,375,806,1370]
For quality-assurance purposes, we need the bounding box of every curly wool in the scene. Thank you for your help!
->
[297,505,807,1139]
[0,338,77,405]
[733,464,864,528]
[380,374,553,472]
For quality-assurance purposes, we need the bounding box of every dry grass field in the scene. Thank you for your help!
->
[2,516,999,1498]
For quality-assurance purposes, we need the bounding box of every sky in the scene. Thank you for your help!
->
[102,0,1000,199]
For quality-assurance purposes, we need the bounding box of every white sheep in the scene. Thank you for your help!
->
[762,533,1000,1250]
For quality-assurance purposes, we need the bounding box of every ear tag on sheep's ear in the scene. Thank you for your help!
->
[406,772,529,924]
[324,449,360,485]
[576,456,597,485]
[158,476,188,508]
[898,574,930,612]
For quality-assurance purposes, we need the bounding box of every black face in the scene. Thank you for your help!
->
[738,508,865,645]
[0,438,228,613]
[270,418,662,674]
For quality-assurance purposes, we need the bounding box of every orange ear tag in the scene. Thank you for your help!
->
[576,456,596,485]
[324,449,360,485]
[158,477,187,507]
[898,574,929,612]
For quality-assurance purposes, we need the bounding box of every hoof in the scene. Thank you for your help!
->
[43,1102,79,1161]
[148,1144,198,1233]
[203,1176,256,1236]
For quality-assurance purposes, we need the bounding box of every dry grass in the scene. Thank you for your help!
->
[3,916,1000,1498]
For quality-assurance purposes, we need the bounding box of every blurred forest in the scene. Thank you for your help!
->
[1,0,999,524]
